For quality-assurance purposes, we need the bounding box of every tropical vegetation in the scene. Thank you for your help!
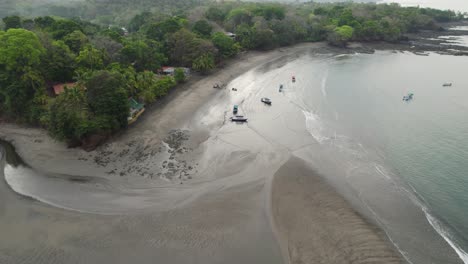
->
[0,0,465,148]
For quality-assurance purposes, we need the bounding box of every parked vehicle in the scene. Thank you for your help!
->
[233,105,238,114]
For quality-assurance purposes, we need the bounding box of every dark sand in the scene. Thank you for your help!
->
[272,157,402,264]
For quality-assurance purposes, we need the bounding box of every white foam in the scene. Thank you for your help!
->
[302,110,329,143]
[424,209,468,264]
[374,164,391,180]
[321,69,329,97]
[393,176,468,264]
[450,26,468,31]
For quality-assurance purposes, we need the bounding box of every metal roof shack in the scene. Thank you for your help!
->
[161,66,175,75]
[160,67,191,76]
[225,32,236,38]
[128,98,145,125]
[52,83,78,96]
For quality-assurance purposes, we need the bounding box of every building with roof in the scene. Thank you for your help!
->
[161,67,191,76]
[225,32,236,39]
[128,98,145,125]
[52,83,78,96]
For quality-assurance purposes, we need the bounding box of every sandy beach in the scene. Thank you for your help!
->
[0,42,408,263]
[272,157,402,263]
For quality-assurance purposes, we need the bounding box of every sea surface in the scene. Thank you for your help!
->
[281,51,468,263]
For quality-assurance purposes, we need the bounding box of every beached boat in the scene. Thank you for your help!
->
[230,115,248,122]
[403,93,414,101]
[261,98,272,105]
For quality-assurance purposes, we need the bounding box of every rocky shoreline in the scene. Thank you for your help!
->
[350,21,468,56]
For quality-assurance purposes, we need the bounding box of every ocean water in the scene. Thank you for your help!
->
[287,51,468,263]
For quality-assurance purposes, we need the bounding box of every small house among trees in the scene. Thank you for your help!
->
[128,98,145,125]
[225,32,236,39]
[161,66,190,76]
[52,83,78,96]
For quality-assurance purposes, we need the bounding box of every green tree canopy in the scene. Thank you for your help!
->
[174,68,186,83]
[64,30,89,53]
[3,16,22,30]
[48,87,91,142]
[251,5,286,20]
[76,45,105,71]
[34,16,55,29]
[85,71,129,130]
[211,32,239,58]
[128,11,153,32]
[328,25,354,47]
[0,29,45,119]
[192,20,213,38]
[120,39,167,71]
[206,6,227,22]
[50,19,82,39]
[227,8,253,29]
[41,40,76,82]
[0,29,45,72]
[146,17,185,41]
[235,23,255,49]
[168,29,216,67]
[192,53,215,73]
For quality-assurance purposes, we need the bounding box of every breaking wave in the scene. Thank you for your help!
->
[321,69,329,98]
[302,110,329,143]
[424,209,468,264]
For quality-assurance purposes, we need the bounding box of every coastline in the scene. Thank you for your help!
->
[2,19,468,171]
[4,36,467,263]
[0,42,330,179]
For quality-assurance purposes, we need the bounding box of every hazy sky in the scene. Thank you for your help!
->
[380,0,468,12]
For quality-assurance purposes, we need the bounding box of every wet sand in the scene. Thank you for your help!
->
[0,42,405,263]
[272,157,402,264]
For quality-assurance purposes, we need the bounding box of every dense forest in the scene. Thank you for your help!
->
[0,1,465,148]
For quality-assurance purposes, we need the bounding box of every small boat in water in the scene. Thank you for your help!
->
[403,93,414,101]
[230,115,248,122]
[261,97,272,105]
[443,83,452,87]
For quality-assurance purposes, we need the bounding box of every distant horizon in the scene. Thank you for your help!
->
[380,0,468,12]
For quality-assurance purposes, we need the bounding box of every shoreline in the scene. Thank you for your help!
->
[0,42,330,178]
[3,32,468,262]
[2,19,468,156]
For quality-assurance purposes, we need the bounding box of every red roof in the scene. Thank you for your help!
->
[53,83,77,95]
